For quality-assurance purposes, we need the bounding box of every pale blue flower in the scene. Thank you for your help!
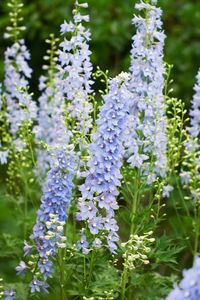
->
[4,39,37,150]
[4,289,16,300]
[77,72,132,252]
[29,150,75,284]
[189,70,200,137]
[23,241,32,256]
[16,261,28,275]
[34,2,92,176]
[162,185,174,198]
[29,276,49,294]
[77,229,89,254]
[0,149,9,165]
[166,256,200,300]
[58,4,93,138]
[125,0,167,182]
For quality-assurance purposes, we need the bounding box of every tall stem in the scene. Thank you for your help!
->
[87,250,94,288]
[130,174,139,235]
[121,173,139,299]
[194,206,200,257]
[59,248,65,300]
[121,267,128,300]
[59,224,67,300]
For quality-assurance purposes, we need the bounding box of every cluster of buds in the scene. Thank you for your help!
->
[5,0,26,40]
[0,279,3,299]
[121,231,155,270]
[83,290,114,300]
[101,290,114,300]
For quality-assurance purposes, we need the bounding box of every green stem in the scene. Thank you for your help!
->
[175,176,190,217]
[87,250,94,287]
[121,267,128,300]
[24,193,27,238]
[130,175,139,235]
[121,174,140,299]
[59,248,65,300]
[194,206,200,257]
[84,256,86,285]
[59,223,67,300]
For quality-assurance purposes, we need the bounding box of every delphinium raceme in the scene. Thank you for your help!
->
[1,0,38,196]
[16,138,76,294]
[58,1,93,143]
[23,149,76,294]
[166,256,200,300]
[18,96,76,293]
[4,0,37,152]
[180,69,200,254]
[180,69,200,198]
[33,34,69,177]
[125,0,168,184]
[77,72,133,253]
[189,69,200,138]
[34,1,93,177]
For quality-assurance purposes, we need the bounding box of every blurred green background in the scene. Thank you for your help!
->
[0,0,200,105]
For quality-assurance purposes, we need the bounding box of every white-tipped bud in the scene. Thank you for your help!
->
[78,2,88,8]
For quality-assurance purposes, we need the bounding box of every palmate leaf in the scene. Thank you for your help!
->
[150,235,187,271]
[129,272,177,300]
[0,234,22,258]
[89,263,119,298]
[57,248,120,298]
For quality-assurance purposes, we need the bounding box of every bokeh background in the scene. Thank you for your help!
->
[0,0,200,106]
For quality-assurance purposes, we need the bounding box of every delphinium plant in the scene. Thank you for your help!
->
[33,33,61,178]
[0,0,200,300]
[165,68,200,300]
[180,69,200,255]
[0,0,39,299]
[0,0,37,201]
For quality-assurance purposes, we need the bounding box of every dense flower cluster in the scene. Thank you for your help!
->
[34,2,93,176]
[121,231,155,270]
[58,1,93,138]
[4,39,37,151]
[33,36,64,175]
[77,72,132,253]
[166,256,200,300]
[19,149,75,292]
[34,70,71,175]
[125,0,167,183]
[189,69,200,137]
[180,69,200,201]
